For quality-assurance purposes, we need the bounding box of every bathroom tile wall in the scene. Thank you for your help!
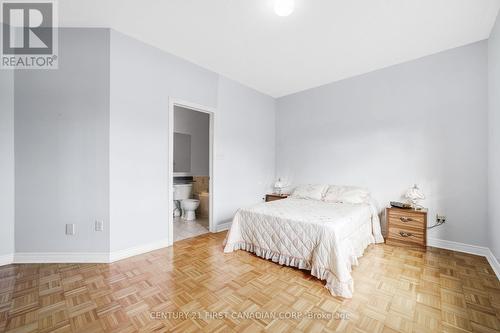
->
[193,176,209,194]
[193,176,209,219]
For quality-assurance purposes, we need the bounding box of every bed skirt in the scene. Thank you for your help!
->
[224,228,375,298]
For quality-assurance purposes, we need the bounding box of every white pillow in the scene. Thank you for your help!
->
[290,184,328,201]
[323,185,371,204]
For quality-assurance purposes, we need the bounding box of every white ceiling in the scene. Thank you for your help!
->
[59,0,500,97]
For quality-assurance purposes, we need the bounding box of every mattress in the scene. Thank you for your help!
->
[224,197,384,297]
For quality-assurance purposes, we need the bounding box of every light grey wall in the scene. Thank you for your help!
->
[109,30,218,252]
[489,13,500,259]
[215,77,276,224]
[109,31,276,251]
[173,133,192,173]
[14,28,110,253]
[0,70,15,258]
[174,106,210,176]
[276,41,489,247]
[9,27,275,256]
[6,26,495,257]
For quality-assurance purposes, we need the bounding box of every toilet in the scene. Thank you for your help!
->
[181,199,200,221]
[173,183,200,221]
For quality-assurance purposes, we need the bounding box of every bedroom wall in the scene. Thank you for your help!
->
[109,30,275,251]
[276,41,489,247]
[109,30,218,252]
[6,28,275,259]
[14,28,111,254]
[488,13,500,260]
[0,69,15,263]
[215,77,276,225]
[174,106,210,177]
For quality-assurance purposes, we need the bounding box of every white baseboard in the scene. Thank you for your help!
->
[215,221,232,232]
[12,238,171,264]
[14,252,109,264]
[486,253,500,279]
[428,238,491,256]
[428,238,500,279]
[4,236,498,279]
[109,238,170,263]
[0,253,14,266]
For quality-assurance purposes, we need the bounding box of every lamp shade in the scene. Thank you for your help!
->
[274,178,284,189]
[405,184,425,201]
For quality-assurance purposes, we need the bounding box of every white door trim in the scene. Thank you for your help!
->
[168,98,216,246]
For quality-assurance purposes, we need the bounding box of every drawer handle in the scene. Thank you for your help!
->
[399,231,413,237]
[400,217,414,223]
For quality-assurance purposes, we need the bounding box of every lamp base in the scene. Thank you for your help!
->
[409,200,425,211]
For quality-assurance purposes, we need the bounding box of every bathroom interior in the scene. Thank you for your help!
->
[173,106,210,242]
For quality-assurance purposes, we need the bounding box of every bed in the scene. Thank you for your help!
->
[223,185,384,298]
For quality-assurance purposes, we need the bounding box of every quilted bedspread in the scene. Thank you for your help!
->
[223,198,384,297]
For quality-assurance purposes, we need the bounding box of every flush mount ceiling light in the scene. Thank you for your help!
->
[274,0,295,17]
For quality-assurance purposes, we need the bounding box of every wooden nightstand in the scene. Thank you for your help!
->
[265,193,289,202]
[386,207,427,248]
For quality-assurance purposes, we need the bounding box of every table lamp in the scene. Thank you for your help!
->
[405,184,425,210]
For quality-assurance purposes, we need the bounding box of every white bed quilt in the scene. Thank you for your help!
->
[224,198,384,298]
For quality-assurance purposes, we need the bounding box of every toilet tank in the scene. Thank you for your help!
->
[173,184,192,200]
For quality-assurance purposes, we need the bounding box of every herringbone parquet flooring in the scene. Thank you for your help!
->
[0,232,499,332]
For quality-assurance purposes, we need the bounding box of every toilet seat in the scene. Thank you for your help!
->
[182,199,200,205]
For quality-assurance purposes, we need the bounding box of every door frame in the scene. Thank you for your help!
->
[168,98,216,246]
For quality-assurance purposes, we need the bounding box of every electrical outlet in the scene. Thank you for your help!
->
[66,224,75,235]
[436,215,446,224]
[95,220,104,232]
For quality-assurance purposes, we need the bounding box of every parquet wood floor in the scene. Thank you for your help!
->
[0,232,499,332]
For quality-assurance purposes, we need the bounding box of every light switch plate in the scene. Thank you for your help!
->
[95,220,104,232]
[66,224,75,235]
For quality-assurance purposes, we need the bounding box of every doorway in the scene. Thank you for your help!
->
[168,99,215,245]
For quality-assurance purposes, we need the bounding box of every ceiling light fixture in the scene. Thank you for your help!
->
[274,0,295,17]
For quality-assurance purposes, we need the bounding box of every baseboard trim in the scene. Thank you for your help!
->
[109,238,170,263]
[5,236,498,278]
[486,253,500,279]
[215,221,232,232]
[428,238,491,256]
[428,238,500,279]
[0,253,14,266]
[9,239,171,264]
[14,252,109,264]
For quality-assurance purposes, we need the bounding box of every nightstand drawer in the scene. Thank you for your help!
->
[388,213,425,229]
[388,210,425,225]
[387,226,425,247]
